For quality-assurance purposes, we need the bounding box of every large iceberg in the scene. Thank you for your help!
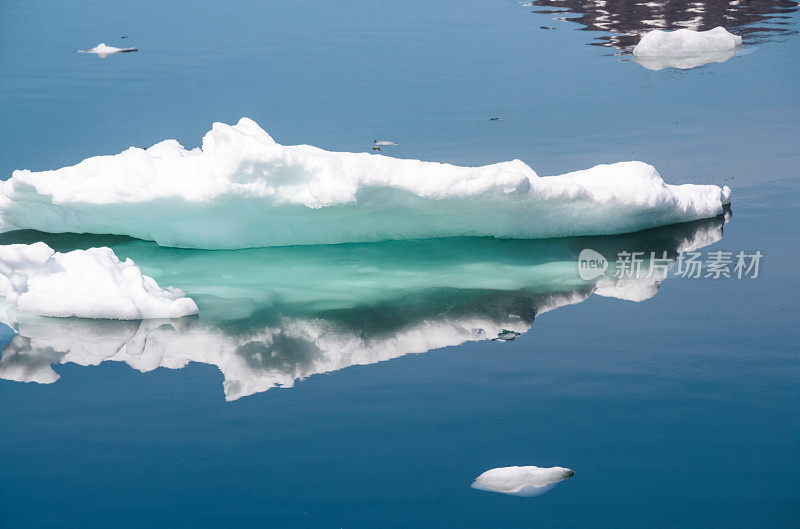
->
[0,242,198,320]
[0,214,727,399]
[471,465,575,496]
[633,27,742,70]
[0,119,730,249]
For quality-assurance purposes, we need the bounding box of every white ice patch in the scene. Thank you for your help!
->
[0,118,730,249]
[0,243,198,320]
[633,27,741,63]
[75,43,138,58]
[472,466,575,496]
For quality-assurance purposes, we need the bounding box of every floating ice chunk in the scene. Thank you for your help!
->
[0,118,730,249]
[0,243,198,320]
[472,466,575,496]
[633,27,741,61]
[75,43,138,58]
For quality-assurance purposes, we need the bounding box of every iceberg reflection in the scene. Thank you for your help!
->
[0,213,728,400]
[633,47,738,71]
[528,0,798,52]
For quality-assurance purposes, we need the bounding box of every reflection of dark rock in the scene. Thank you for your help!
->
[0,336,60,383]
[313,289,540,337]
[529,0,799,51]
[493,329,523,342]
[237,335,323,375]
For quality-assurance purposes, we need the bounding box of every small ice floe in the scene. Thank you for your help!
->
[632,27,741,70]
[373,140,398,146]
[489,117,504,122]
[0,242,198,320]
[472,465,575,497]
[75,43,138,58]
[492,329,521,342]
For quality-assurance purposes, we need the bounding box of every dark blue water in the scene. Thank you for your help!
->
[1,0,798,527]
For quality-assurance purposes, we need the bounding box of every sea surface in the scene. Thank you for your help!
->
[1,0,798,527]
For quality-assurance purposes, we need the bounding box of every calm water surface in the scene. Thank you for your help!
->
[0,0,798,527]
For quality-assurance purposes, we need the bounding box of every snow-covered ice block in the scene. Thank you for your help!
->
[472,466,575,496]
[0,118,730,249]
[633,27,742,58]
[0,243,198,320]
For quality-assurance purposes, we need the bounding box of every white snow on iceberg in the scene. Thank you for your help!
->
[0,118,730,249]
[0,243,198,320]
[633,27,741,65]
[472,466,575,496]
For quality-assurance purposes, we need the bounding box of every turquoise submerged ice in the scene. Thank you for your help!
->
[0,118,731,249]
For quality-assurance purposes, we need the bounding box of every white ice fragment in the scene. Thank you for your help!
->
[76,43,138,58]
[633,27,741,57]
[0,243,198,320]
[472,465,575,496]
